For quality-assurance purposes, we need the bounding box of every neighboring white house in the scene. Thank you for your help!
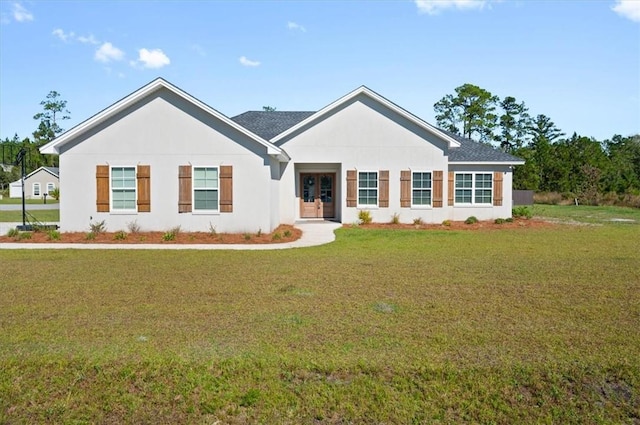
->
[40,78,523,233]
[9,166,59,199]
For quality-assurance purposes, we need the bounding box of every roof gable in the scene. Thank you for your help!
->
[271,86,462,149]
[40,78,287,160]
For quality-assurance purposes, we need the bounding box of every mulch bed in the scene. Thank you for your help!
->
[0,224,302,244]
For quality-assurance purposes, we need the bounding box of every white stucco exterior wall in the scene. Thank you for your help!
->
[58,90,277,233]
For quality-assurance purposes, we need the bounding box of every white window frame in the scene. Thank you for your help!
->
[32,182,41,197]
[411,171,432,208]
[46,182,55,195]
[454,172,493,205]
[357,171,378,208]
[192,166,219,213]
[110,166,137,212]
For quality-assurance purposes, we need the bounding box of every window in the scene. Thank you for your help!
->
[111,167,136,210]
[46,183,55,195]
[193,167,218,211]
[455,173,492,204]
[358,171,378,206]
[33,182,41,197]
[412,172,432,206]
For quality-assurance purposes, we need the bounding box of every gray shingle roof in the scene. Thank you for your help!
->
[231,111,523,163]
[231,111,315,141]
[443,131,523,163]
[43,167,60,176]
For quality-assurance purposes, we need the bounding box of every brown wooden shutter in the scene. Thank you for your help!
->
[178,165,192,213]
[346,170,357,207]
[448,171,455,206]
[137,165,151,212]
[400,170,411,207]
[493,171,503,206]
[96,165,110,212]
[219,165,233,213]
[433,170,443,208]
[378,170,389,207]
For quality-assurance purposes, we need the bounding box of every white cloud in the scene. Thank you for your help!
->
[12,3,33,22]
[136,48,171,69]
[415,0,487,15]
[612,0,640,22]
[52,28,74,42]
[78,34,99,45]
[95,42,125,63]
[239,56,260,67]
[287,21,306,32]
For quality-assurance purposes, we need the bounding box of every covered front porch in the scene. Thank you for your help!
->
[294,163,342,222]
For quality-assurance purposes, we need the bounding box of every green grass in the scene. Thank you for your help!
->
[0,197,58,205]
[532,204,640,224]
[1,225,639,423]
[0,209,59,223]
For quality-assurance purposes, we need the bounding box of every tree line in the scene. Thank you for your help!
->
[0,91,67,190]
[434,83,640,205]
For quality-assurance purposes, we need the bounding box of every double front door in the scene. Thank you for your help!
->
[300,173,335,218]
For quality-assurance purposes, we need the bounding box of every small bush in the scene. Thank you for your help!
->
[505,217,514,223]
[283,230,292,238]
[162,226,180,242]
[85,232,96,240]
[358,210,372,224]
[256,228,262,237]
[390,213,400,225]
[413,217,423,226]
[18,232,32,240]
[208,223,217,237]
[126,220,141,234]
[494,218,506,224]
[114,230,127,240]
[89,220,106,234]
[442,219,452,227]
[49,187,60,200]
[243,233,252,241]
[272,232,282,241]
[6,228,19,238]
[465,216,478,225]
[47,230,61,241]
[512,206,533,219]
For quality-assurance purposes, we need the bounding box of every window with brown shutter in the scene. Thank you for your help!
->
[178,165,192,213]
[96,165,110,212]
[378,170,389,207]
[433,170,443,208]
[219,165,233,213]
[493,171,504,206]
[346,170,357,207]
[137,165,151,212]
[448,171,454,206]
[400,170,411,207]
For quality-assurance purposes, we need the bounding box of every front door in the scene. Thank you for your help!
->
[300,173,335,218]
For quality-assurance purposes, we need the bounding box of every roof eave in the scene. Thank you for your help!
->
[449,160,526,166]
[39,78,285,158]
[271,86,461,148]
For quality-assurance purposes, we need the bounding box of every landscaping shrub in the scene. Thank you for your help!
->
[126,220,141,234]
[46,230,60,241]
[85,232,96,240]
[358,210,372,224]
[464,216,478,225]
[390,213,400,224]
[6,228,19,238]
[494,218,506,224]
[114,230,127,241]
[442,219,451,227]
[512,206,533,219]
[162,226,181,241]
[89,220,106,234]
[413,217,423,226]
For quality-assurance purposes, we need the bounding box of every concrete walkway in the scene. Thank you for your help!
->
[0,221,342,250]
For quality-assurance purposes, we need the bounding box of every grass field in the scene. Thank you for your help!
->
[0,209,59,223]
[0,197,59,205]
[532,204,640,224]
[1,212,639,423]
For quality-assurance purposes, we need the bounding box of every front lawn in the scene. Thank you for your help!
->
[0,209,59,223]
[1,223,638,423]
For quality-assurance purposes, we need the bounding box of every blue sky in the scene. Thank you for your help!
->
[1,0,638,143]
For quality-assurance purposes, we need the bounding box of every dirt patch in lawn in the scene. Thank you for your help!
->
[0,224,302,244]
